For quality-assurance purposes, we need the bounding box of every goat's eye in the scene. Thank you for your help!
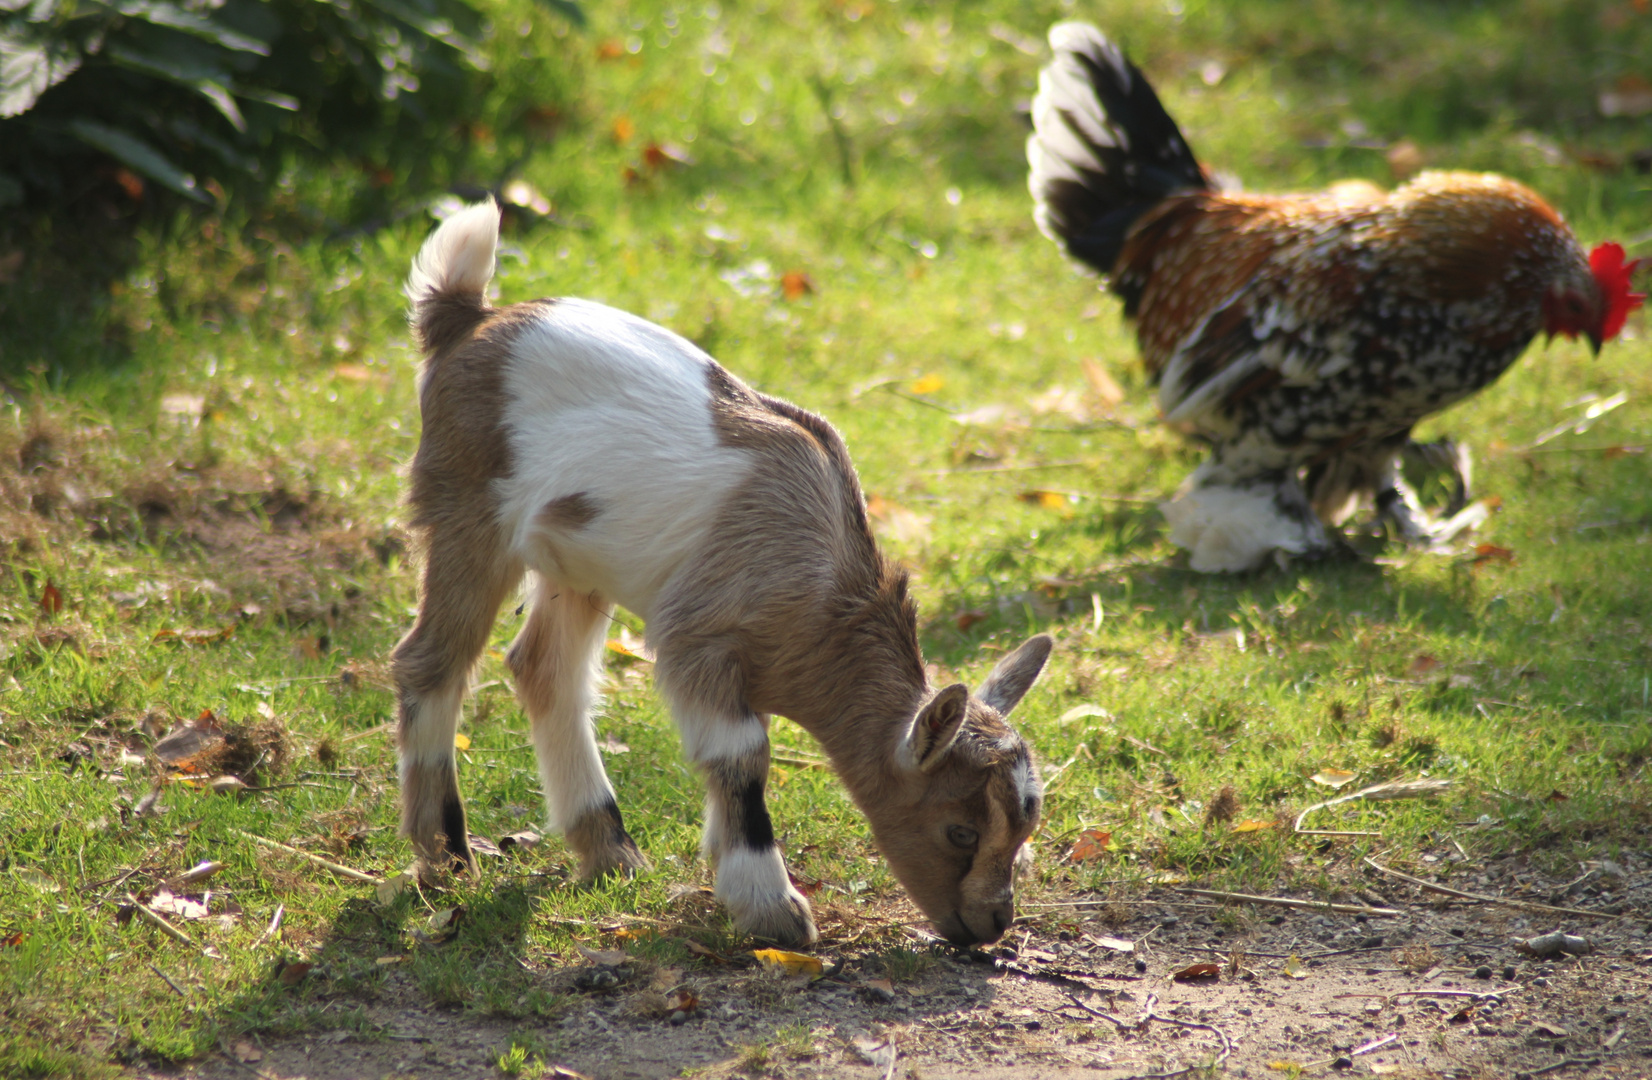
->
[947,825,979,850]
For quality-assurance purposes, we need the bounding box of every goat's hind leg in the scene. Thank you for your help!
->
[393,543,521,881]
[508,579,646,881]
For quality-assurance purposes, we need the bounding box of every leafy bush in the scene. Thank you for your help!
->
[0,0,581,210]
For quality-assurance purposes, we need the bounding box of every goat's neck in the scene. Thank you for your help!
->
[790,670,925,808]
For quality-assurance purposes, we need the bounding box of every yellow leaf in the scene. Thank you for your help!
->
[1310,768,1356,788]
[454,732,471,750]
[1232,819,1275,833]
[908,374,944,395]
[1267,1062,1304,1072]
[1283,953,1308,979]
[753,948,823,976]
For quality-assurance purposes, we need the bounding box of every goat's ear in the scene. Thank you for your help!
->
[903,683,969,773]
[977,634,1053,717]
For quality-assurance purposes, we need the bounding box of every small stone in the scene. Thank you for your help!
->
[1532,977,1548,988]
[668,1010,688,1026]
[1024,1020,1041,1031]
[1474,966,1493,980]
[1134,957,1147,973]
[1503,966,1517,980]
[1331,1056,1354,1069]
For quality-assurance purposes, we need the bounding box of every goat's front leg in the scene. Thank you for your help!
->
[676,709,816,947]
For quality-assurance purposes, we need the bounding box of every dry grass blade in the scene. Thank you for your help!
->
[1295,777,1453,834]
[233,829,380,884]
[1362,857,1624,920]
[1176,888,1399,917]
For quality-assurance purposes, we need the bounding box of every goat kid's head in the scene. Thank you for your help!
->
[867,634,1052,947]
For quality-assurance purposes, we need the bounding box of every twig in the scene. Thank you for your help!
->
[127,892,196,947]
[1520,1057,1603,1078]
[1363,857,1621,920]
[1064,992,1130,1029]
[1353,1033,1399,1056]
[770,752,829,770]
[147,962,188,996]
[252,903,285,947]
[1176,887,1399,917]
[933,459,1089,475]
[341,723,389,744]
[233,829,380,884]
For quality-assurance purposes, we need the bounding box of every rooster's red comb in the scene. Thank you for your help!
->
[1590,242,1646,342]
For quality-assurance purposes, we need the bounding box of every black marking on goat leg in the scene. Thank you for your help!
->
[737,778,776,850]
[441,792,472,871]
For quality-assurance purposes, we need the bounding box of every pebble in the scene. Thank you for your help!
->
[1331,1055,1353,1069]
[1473,966,1493,980]
[1532,977,1549,988]
[668,1010,688,1026]
[1503,966,1517,980]
[1134,957,1147,973]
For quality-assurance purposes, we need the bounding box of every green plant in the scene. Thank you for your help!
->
[0,0,582,208]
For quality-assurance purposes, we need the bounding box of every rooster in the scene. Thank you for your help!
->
[1026,22,1644,572]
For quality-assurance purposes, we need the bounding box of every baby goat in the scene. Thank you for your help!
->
[394,200,1051,948]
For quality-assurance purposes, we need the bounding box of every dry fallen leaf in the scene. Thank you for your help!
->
[681,938,730,964]
[1310,768,1357,788]
[1172,962,1221,983]
[1282,953,1308,979]
[1066,828,1112,863]
[780,271,814,300]
[150,889,210,921]
[1079,356,1126,411]
[39,582,63,616]
[277,961,313,987]
[1408,654,1440,676]
[578,945,629,967]
[1018,489,1072,510]
[753,948,822,976]
[232,1040,263,1064]
[954,609,988,632]
[1472,543,1515,565]
[1231,819,1275,833]
[374,869,415,906]
[1086,934,1134,953]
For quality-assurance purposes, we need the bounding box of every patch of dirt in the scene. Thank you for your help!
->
[0,416,403,623]
[136,854,1651,1080]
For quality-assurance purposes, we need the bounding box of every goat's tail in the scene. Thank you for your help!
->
[1027,23,1208,279]
[406,198,500,354]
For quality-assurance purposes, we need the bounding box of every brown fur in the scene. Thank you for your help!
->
[537,491,601,531]
[393,298,557,876]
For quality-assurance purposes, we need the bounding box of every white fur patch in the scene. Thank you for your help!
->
[1160,483,1319,573]
[1013,754,1042,807]
[497,299,753,618]
[398,681,467,773]
[675,711,770,768]
[406,199,500,303]
[715,845,804,913]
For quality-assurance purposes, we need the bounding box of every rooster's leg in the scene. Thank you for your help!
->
[1374,456,1486,546]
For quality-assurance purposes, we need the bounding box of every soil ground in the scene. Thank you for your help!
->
[140,849,1651,1080]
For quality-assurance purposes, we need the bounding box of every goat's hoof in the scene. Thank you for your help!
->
[733,890,819,949]
[576,834,650,884]
[413,846,478,889]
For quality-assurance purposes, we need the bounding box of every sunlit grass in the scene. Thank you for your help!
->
[1,0,1649,1071]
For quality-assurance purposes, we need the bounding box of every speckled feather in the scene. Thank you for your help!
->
[1128,173,1592,460]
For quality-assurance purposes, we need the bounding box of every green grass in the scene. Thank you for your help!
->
[3,0,1650,1072]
